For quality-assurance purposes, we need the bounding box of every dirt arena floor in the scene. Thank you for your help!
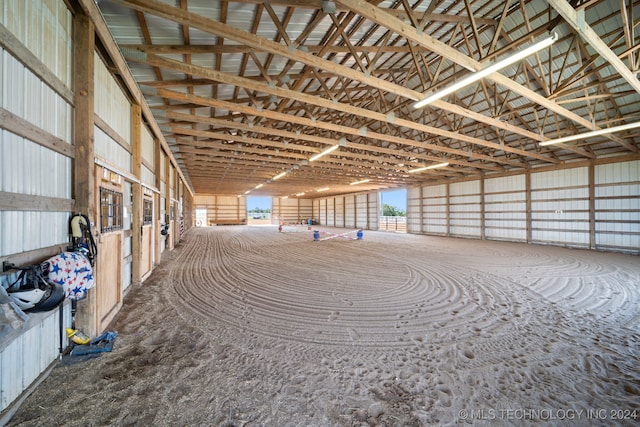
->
[7,226,640,426]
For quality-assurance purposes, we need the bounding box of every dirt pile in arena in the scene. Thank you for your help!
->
[8,226,640,426]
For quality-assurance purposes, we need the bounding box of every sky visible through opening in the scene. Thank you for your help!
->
[247,196,272,211]
[380,189,407,212]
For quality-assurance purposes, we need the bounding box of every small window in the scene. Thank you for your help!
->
[100,187,123,233]
[143,198,153,225]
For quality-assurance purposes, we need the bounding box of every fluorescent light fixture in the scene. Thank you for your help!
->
[316,187,330,192]
[539,121,640,146]
[244,190,251,195]
[295,192,305,196]
[309,144,339,162]
[349,179,371,185]
[414,33,558,109]
[255,183,264,189]
[272,171,288,180]
[282,196,288,199]
[408,161,450,173]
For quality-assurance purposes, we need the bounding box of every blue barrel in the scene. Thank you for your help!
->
[313,230,320,241]
[357,229,363,240]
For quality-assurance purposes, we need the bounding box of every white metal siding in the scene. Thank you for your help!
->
[449,181,481,237]
[406,186,421,233]
[423,184,447,234]
[141,164,155,187]
[94,55,131,143]
[531,168,589,247]
[326,198,335,227]
[355,194,368,229]
[141,124,154,167]
[484,175,527,241]
[94,126,132,173]
[0,302,72,412]
[344,195,355,228]
[595,160,640,252]
[335,197,345,228]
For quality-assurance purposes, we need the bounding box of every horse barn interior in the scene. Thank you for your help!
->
[1,0,639,425]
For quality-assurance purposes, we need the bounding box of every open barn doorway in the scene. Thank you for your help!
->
[247,196,272,225]
[379,189,407,232]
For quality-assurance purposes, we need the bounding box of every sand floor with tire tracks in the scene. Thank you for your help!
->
[7,226,640,426]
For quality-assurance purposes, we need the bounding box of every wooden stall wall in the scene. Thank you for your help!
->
[0,0,74,412]
[344,195,356,228]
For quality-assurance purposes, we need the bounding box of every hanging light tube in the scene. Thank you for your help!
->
[255,183,264,189]
[539,121,640,146]
[309,144,339,162]
[295,192,306,196]
[272,171,288,180]
[349,179,371,185]
[316,187,330,192]
[408,161,450,173]
[414,33,558,109]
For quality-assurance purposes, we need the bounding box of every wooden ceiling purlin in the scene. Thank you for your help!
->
[128,51,559,165]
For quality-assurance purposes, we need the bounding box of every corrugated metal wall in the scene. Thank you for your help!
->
[531,167,590,248]
[422,184,447,235]
[272,197,312,223]
[595,160,640,252]
[485,175,527,242]
[406,187,421,233]
[313,192,378,230]
[406,161,638,254]
[0,0,74,413]
[449,181,481,238]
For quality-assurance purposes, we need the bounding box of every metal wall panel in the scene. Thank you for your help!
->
[319,199,327,224]
[326,198,335,226]
[406,186,421,233]
[449,181,481,237]
[94,126,132,173]
[94,55,131,143]
[531,168,589,247]
[0,303,71,412]
[141,125,154,167]
[595,160,640,253]
[367,193,379,230]
[141,164,155,187]
[334,197,345,227]
[355,193,368,229]
[344,195,355,228]
[422,184,447,234]
[484,175,527,241]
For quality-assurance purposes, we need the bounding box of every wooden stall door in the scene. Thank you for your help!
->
[97,233,122,330]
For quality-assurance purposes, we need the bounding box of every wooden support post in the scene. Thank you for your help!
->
[73,11,96,336]
[165,155,173,249]
[526,170,532,244]
[131,104,142,285]
[588,161,596,250]
[445,183,450,237]
[153,142,162,265]
[480,175,485,240]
